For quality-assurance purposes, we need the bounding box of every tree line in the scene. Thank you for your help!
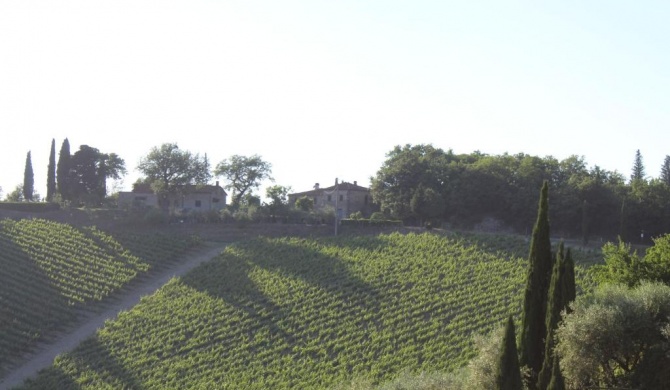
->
[6,138,127,205]
[7,140,279,211]
[371,144,670,243]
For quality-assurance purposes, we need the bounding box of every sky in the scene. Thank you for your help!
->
[2,1,670,201]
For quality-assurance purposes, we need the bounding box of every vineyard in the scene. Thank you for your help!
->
[17,231,598,389]
[0,218,201,377]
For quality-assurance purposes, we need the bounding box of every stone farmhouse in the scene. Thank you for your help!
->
[288,179,375,218]
[117,182,227,212]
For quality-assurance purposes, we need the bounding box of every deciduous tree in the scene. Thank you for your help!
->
[5,184,23,202]
[137,143,210,208]
[410,185,445,226]
[99,152,127,197]
[215,155,273,205]
[370,144,453,223]
[295,196,313,212]
[69,145,126,205]
[265,185,291,218]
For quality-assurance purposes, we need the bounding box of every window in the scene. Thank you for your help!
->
[213,198,220,203]
[364,195,368,205]
[313,197,317,205]
[195,200,202,208]
[339,195,344,202]
[327,195,332,202]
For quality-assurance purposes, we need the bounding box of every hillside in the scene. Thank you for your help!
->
[16,231,598,389]
[0,218,202,377]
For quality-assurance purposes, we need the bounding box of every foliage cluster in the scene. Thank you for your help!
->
[0,218,201,377]
[593,233,670,286]
[371,144,670,242]
[55,140,127,206]
[340,218,403,227]
[0,202,60,212]
[555,282,670,389]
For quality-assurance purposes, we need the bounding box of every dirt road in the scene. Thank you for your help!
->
[0,242,227,390]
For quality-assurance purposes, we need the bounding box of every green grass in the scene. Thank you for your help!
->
[0,218,201,376]
[17,231,600,389]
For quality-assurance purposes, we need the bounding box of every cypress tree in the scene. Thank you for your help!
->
[546,357,565,390]
[661,155,670,186]
[631,149,645,183]
[562,249,576,312]
[57,138,71,201]
[23,151,34,201]
[519,180,553,387]
[46,139,56,202]
[496,315,523,390]
[537,242,565,390]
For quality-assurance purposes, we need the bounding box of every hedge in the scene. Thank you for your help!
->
[0,202,61,212]
[340,218,403,227]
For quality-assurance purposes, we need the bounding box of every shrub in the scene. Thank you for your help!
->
[295,196,314,211]
[593,234,670,287]
[0,202,60,212]
[144,208,169,224]
[370,211,385,221]
[220,208,234,223]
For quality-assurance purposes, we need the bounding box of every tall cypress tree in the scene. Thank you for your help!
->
[561,249,576,313]
[537,242,566,390]
[23,151,34,201]
[57,138,71,201]
[495,315,523,390]
[519,180,553,387]
[546,357,565,390]
[46,139,56,202]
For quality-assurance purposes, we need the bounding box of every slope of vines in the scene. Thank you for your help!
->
[0,218,201,376]
[17,232,598,389]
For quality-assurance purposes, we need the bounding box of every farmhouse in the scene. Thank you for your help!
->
[117,181,227,212]
[288,179,375,218]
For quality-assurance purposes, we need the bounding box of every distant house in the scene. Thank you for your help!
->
[288,179,375,218]
[117,181,227,212]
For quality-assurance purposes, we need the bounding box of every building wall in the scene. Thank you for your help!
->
[117,192,159,208]
[118,187,226,212]
[179,188,226,211]
[289,188,373,217]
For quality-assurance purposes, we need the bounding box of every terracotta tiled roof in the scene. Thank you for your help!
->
[131,183,226,195]
[289,181,369,197]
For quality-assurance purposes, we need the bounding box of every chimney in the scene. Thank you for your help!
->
[354,181,357,186]
[216,181,219,187]
[314,183,320,190]
[335,178,339,185]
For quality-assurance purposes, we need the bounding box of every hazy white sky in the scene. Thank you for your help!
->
[2,1,669,200]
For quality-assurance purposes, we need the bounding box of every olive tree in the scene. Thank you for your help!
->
[555,282,670,389]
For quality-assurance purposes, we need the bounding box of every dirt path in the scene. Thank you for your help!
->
[0,242,228,390]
